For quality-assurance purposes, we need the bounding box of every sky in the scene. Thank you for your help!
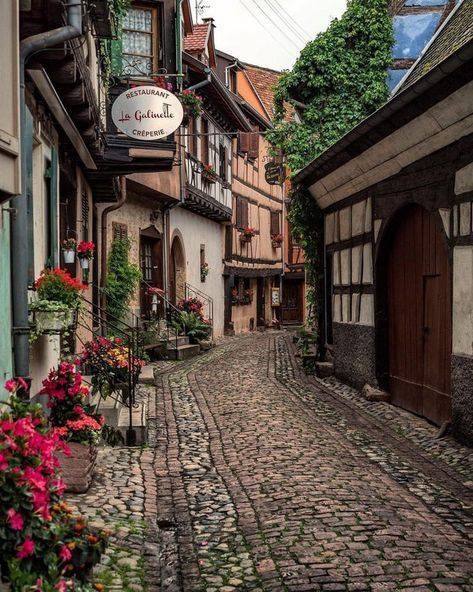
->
[191,0,347,71]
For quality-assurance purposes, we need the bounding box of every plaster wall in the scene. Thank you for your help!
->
[170,207,225,337]
[452,246,473,357]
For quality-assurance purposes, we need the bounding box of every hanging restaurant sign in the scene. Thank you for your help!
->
[265,161,286,186]
[111,86,184,140]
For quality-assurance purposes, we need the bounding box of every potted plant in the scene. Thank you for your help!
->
[62,238,77,264]
[177,297,205,317]
[42,363,104,493]
[240,227,257,243]
[77,241,95,270]
[201,163,218,184]
[244,288,254,304]
[177,89,203,124]
[170,310,212,344]
[200,262,209,282]
[271,233,283,248]
[77,336,145,400]
[231,287,239,305]
[30,268,86,339]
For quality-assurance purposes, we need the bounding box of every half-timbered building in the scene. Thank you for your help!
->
[295,1,473,444]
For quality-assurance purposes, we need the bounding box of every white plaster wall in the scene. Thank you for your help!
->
[170,207,225,337]
[455,161,473,195]
[453,246,473,356]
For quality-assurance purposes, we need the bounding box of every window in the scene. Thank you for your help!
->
[236,196,248,229]
[201,118,209,164]
[270,211,280,237]
[219,144,227,181]
[122,6,158,76]
[392,13,441,59]
[113,222,128,240]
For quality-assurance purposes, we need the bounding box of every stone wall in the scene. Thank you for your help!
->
[451,354,473,445]
[333,322,376,389]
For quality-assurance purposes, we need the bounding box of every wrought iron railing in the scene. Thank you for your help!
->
[75,294,142,446]
[140,280,180,354]
[185,282,214,341]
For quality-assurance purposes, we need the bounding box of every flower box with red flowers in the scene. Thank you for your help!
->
[201,164,218,184]
[29,269,86,339]
[240,227,257,243]
[271,233,283,248]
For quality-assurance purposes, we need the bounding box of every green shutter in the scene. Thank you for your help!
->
[111,37,123,76]
[45,148,58,268]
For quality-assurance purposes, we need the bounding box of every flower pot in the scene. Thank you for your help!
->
[63,249,76,264]
[56,442,97,493]
[79,256,90,270]
[272,241,282,249]
[202,172,217,184]
[34,309,73,333]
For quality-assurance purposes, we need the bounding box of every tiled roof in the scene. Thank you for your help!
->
[184,23,210,53]
[397,0,473,91]
[243,63,281,119]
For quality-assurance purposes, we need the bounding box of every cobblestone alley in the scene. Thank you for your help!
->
[70,333,473,592]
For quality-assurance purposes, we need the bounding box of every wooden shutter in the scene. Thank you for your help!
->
[236,197,248,229]
[238,132,250,154]
[112,222,128,240]
[248,128,259,160]
[270,211,280,236]
[219,145,227,181]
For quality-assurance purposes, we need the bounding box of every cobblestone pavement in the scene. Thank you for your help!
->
[150,332,473,592]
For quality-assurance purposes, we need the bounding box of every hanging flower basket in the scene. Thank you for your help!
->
[63,249,76,264]
[62,238,77,263]
[240,227,257,243]
[79,256,90,270]
[33,308,74,333]
[77,241,95,267]
[177,89,203,119]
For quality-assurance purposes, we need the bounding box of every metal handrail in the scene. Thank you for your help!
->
[76,294,142,446]
[140,279,180,353]
[185,282,214,341]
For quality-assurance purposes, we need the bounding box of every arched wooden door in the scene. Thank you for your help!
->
[387,205,452,426]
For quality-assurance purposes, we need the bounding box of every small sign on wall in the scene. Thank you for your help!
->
[271,287,281,307]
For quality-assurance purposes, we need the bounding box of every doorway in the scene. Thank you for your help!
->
[384,205,452,426]
[281,279,304,324]
[169,235,186,305]
[140,228,163,319]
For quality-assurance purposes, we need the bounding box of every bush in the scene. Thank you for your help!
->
[34,268,86,308]
[0,380,108,590]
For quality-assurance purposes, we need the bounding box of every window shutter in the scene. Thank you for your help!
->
[248,128,259,160]
[270,211,280,236]
[238,132,250,154]
[112,222,128,240]
[242,199,249,228]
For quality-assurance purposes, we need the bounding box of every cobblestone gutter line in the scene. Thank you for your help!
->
[167,362,266,591]
[272,335,473,539]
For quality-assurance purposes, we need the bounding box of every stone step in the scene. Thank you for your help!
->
[118,401,147,445]
[167,343,200,360]
[94,393,122,426]
[139,364,155,385]
[168,335,190,347]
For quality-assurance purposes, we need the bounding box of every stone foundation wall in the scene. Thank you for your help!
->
[451,354,473,446]
[333,322,376,389]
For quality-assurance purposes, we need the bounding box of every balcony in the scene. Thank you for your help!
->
[183,154,232,223]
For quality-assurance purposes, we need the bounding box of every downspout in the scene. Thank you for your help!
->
[100,177,127,315]
[176,0,183,92]
[11,1,82,388]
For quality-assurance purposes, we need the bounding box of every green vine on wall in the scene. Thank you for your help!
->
[105,238,142,326]
[267,0,393,331]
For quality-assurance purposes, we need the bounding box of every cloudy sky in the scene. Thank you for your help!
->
[191,0,347,71]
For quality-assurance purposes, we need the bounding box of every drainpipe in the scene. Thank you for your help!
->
[224,61,239,88]
[100,177,127,314]
[187,69,211,92]
[11,1,82,389]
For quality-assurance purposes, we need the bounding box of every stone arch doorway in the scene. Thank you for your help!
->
[376,204,452,426]
[169,234,186,305]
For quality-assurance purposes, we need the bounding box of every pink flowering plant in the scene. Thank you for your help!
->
[177,297,205,317]
[0,379,108,590]
[41,363,104,446]
[77,336,145,396]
